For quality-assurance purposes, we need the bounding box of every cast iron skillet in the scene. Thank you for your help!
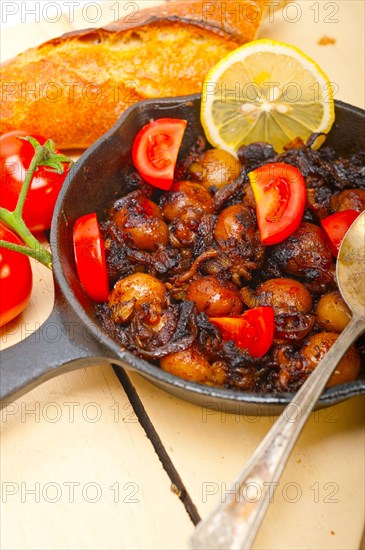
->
[1,95,364,415]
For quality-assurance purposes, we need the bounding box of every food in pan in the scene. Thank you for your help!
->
[0,0,268,149]
[72,117,364,394]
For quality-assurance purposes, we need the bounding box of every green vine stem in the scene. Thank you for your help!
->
[0,137,72,270]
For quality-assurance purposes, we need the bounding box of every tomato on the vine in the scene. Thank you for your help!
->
[0,222,33,327]
[132,118,187,190]
[249,163,306,245]
[73,213,109,302]
[209,306,275,358]
[0,130,70,232]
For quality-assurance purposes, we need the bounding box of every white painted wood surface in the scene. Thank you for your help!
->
[1,2,364,549]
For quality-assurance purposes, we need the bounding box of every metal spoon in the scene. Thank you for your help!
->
[191,211,365,550]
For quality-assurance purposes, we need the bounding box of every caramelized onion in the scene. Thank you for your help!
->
[130,301,198,359]
[274,312,315,341]
[174,249,219,285]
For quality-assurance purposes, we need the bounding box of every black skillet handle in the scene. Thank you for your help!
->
[0,283,117,408]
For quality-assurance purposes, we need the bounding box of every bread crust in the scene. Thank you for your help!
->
[1,0,266,149]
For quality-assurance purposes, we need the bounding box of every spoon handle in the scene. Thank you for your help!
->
[191,315,364,550]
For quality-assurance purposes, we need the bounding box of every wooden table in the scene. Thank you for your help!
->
[1,2,364,549]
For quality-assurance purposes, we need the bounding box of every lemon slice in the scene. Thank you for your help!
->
[201,39,335,156]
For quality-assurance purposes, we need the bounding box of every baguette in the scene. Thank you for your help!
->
[1,0,267,149]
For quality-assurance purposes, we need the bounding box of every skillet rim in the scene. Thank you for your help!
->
[51,93,365,411]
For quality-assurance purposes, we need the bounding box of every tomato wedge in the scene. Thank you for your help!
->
[132,118,187,190]
[210,306,275,358]
[248,163,306,245]
[321,209,360,257]
[73,213,109,302]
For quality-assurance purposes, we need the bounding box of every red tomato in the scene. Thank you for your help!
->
[210,306,275,358]
[0,130,70,232]
[249,163,306,245]
[132,118,187,190]
[321,209,360,257]
[0,222,33,327]
[73,213,109,302]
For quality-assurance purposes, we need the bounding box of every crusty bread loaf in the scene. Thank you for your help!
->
[1,0,267,149]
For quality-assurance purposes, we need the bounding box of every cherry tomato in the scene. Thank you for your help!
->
[248,163,306,245]
[210,306,275,358]
[132,118,187,190]
[73,213,109,302]
[321,209,360,257]
[0,130,70,232]
[0,222,33,327]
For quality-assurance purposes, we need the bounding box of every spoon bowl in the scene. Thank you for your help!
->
[191,212,365,549]
[337,212,365,317]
